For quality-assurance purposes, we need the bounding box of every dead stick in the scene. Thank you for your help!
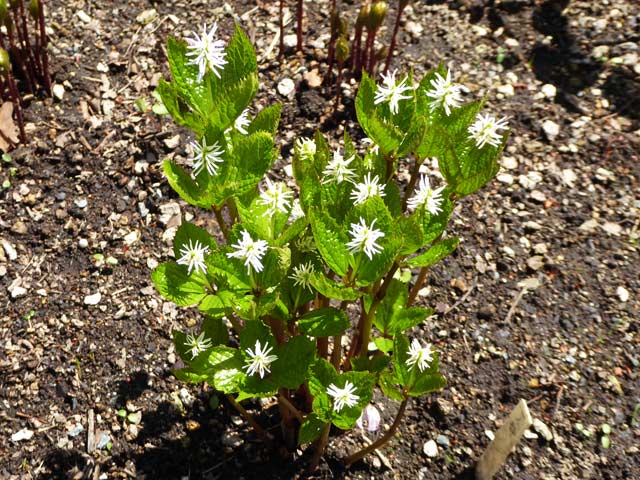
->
[226,394,271,444]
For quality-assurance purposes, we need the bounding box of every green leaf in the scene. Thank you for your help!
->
[309,359,338,422]
[388,307,432,335]
[151,262,207,306]
[396,215,424,255]
[271,336,316,389]
[393,334,411,388]
[298,414,326,445]
[407,353,446,397]
[173,367,208,384]
[239,320,274,351]
[373,337,394,353]
[405,237,459,268]
[156,79,201,132]
[414,197,454,245]
[309,273,362,301]
[355,72,404,156]
[207,346,245,393]
[203,315,229,346]
[207,73,258,132]
[206,251,251,291]
[309,209,350,277]
[275,216,309,247]
[163,160,208,208]
[166,37,211,118]
[248,103,282,135]
[378,370,404,401]
[240,374,277,398]
[298,308,350,337]
[350,354,391,373]
[373,279,407,335]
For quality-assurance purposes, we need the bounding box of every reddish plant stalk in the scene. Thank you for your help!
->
[37,0,51,95]
[325,0,338,82]
[384,1,408,74]
[296,0,304,52]
[5,23,34,94]
[5,72,26,142]
[367,27,380,74]
[350,23,363,73]
[278,0,284,58]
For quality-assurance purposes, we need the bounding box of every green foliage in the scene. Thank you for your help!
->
[152,19,506,467]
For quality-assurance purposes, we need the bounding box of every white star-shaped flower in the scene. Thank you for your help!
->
[361,137,379,157]
[176,239,210,275]
[467,113,509,149]
[424,68,466,116]
[406,338,434,372]
[226,230,269,273]
[406,175,445,215]
[234,108,251,134]
[346,217,385,260]
[289,262,315,290]
[191,137,225,176]
[259,178,293,217]
[185,23,228,82]
[322,150,357,185]
[350,173,386,206]
[374,69,414,115]
[243,340,278,378]
[327,381,360,412]
[184,331,213,359]
[290,198,305,221]
[295,137,316,161]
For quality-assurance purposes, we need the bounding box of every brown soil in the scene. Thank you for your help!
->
[1,0,638,479]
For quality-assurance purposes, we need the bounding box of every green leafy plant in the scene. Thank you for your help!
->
[152,21,508,470]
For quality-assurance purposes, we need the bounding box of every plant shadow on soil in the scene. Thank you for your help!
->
[40,369,347,479]
[463,0,639,120]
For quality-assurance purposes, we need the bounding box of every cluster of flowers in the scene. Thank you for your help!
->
[175,22,504,414]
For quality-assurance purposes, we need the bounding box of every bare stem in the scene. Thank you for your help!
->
[402,156,423,210]
[408,266,428,306]
[225,394,271,445]
[213,206,229,241]
[278,0,284,59]
[309,422,331,472]
[278,394,305,423]
[343,398,409,467]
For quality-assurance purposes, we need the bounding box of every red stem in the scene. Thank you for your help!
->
[384,2,406,74]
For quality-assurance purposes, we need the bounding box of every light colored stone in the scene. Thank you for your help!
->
[532,418,553,442]
[11,428,34,442]
[541,83,556,99]
[616,286,629,303]
[277,78,295,98]
[601,222,622,236]
[542,119,560,140]
[52,84,65,101]
[84,292,102,305]
[423,439,438,457]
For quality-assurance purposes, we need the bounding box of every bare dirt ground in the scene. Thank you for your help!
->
[1,0,638,479]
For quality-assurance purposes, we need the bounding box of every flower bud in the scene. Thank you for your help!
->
[356,4,370,28]
[28,0,39,18]
[338,17,348,37]
[0,0,7,23]
[0,47,11,75]
[336,36,350,64]
[375,46,388,62]
[369,2,388,30]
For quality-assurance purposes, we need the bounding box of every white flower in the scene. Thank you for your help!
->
[350,173,386,206]
[374,69,414,115]
[243,340,278,378]
[424,68,466,116]
[185,23,228,82]
[346,217,385,260]
[226,230,269,273]
[295,235,316,253]
[467,113,509,149]
[406,175,446,215]
[327,381,360,412]
[290,198,305,221]
[295,137,316,161]
[406,338,434,372]
[259,178,293,216]
[322,150,357,185]
[191,137,225,176]
[176,239,210,275]
[289,262,315,290]
[234,108,251,134]
[184,331,213,359]
[361,137,379,157]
